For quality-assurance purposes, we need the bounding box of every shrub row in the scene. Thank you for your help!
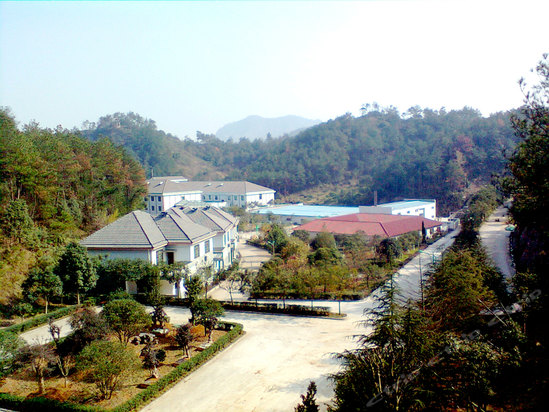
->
[0,393,102,412]
[250,291,364,301]
[3,305,78,335]
[220,300,333,317]
[0,322,244,412]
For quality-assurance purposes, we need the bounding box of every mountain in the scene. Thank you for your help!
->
[215,115,321,141]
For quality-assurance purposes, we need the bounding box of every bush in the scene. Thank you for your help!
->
[102,299,151,345]
[0,330,25,375]
[77,340,139,400]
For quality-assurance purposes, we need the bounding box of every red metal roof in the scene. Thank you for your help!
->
[296,213,441,238]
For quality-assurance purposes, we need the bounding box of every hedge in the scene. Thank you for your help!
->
[250,291,364,301]
[220,300,333,317]
[0,322,244,412]
[0,394,103,412]
[3,305,79,335]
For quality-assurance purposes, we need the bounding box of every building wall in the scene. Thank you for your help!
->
[146,192,202,215]
[246,192,275,206]
[87,248,157,264]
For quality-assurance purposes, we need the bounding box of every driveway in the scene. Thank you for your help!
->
[142,230,458,412]
[237,231,272,272]
[479,206,515,282]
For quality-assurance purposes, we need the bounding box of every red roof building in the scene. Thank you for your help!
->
[295,213,442,238]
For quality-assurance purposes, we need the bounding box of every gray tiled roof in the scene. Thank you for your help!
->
[81,211,167,249]
[156,209,215,243]
[174,205,238,232]
[147,177,275,195]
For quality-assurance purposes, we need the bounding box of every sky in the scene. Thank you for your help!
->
[1,0,547,139]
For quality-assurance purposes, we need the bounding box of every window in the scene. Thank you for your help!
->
[241,195,244,200]
[158,206,162,212]
[209,195,212,200]
[166,251,175,265]
[259,194,262,200]
[215,195,218,200]
[158,196,162,202]
[194,245,200,258]
[151,205,155,211]
[205,240,210,253]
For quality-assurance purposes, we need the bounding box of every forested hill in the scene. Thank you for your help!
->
[81,107,518,215]
[189,107,517,214]
[82,112,224,180]
[0,109,147,303]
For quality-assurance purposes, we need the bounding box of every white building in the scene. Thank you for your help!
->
[146,177,276,214]
[81,206,238,297]
[359,199,437,220]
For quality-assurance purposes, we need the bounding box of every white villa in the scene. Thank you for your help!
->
[80,205,238,297]
[146,176,275,214]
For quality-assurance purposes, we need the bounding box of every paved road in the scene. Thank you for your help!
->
[479,206,515,282]
[237,232,272,272]
[142,231,458,412]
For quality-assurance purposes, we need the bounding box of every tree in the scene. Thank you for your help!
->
[76,340,139,400]
[193,298,224,341]
[175,324,194,358]
[0,199,36,247]
[22,267,62,313]
[56,242,97,304]
[311,231,337,251]
[102,298,151,345]
[48,320,75,387]
[185,275,203,324]
[265,224,289,254]
[19,343,56,395]
[150,304,170,329]
[141,340,166,379]
[69,306,110,352]
[295,381,319,412]
[331,281,431,411]
[377,238,402,265]
[0,330,24,374]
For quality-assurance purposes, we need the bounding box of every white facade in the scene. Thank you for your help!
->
[147,191,202,215]
[359,199,437,220]
[146,177,276,213]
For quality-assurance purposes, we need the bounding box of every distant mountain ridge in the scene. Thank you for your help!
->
[216,115,321,141]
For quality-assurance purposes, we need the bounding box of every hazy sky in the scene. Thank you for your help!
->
[1,0,547,139]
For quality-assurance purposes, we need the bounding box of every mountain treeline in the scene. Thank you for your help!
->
[217,106,517,214]
[82,113,223,180]
[83,107,517,215]
[0,109,146,304]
